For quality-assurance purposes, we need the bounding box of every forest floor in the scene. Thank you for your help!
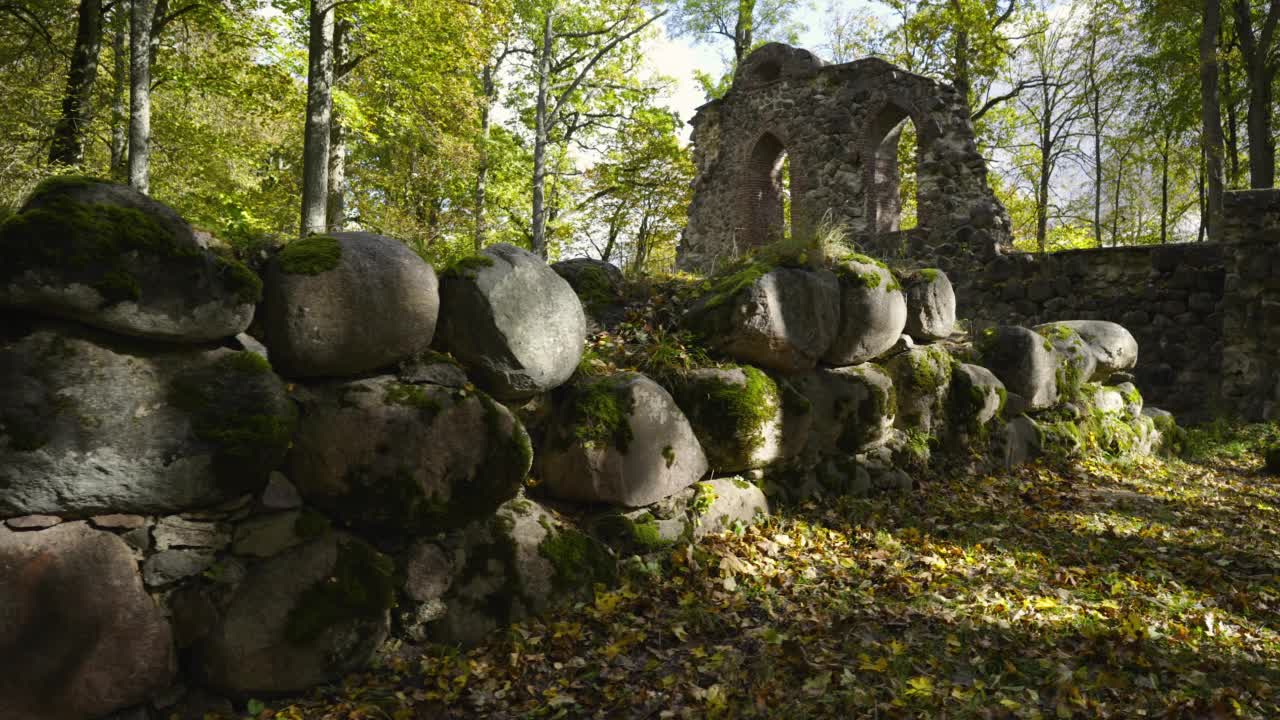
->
[232,423,1280,720]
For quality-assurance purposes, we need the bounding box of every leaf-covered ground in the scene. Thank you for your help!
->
[235,425,1280,719]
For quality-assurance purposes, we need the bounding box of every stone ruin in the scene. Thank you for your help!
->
[678,43,1011,272]
[1,176,1176,718]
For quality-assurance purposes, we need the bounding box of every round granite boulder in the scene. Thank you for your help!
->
[884,345,954,433]
[0,325,296,518]
[551,257,626,333]
[669,365,807,473]
[949,363,1006,430]
[1041,320,1138,381]
[436,244,586,400]
[684,263,839,372]
[261,232,439,378]
[0,522,176,720]
[0,177,259,342]
[1033,323,1097,397]
[540,372,708,507]
[792,363,896,458]
[289,374,531,534]
[823,255,908,366]
[975,325,1059,411]
[902,268,956,341]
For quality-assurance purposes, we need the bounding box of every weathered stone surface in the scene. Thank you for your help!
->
[551,257,627,333]
[793,364,896,458]
[903,269,957,341]
[197,533,392,694]
[0,178,257,342]
[592,477,769,553]
[397,351,469,388]
[824,258,908,365]
[260,471,302,510]
[426,496,615,647]
[396,540,453,642]
[685,265,839,372]
[976,326,1059,411]
[949,363,1005,429]
[261,231,439,378]
[289,375,530,534]
[3,514,61,530]
[669,365,806,472]
[153,517,230,551]
[89,514,146,530]
[1043,320,1138,381]
[0,326,296,517]
[436,243,586,400]
[0,522,175,720]
[884,345,953,434]
[143,549,216,587]
[999,416,1041,468]
[1033,323,1098,397]
[231,511,306,558]
[541,372,709,507]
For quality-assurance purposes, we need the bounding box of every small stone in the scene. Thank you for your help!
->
[260,472,302,510]
[90,513,147,530]
[4,514,61,530]
[403,540,453,604]
[122,526,152,553]
[153,516,231,551]
[231,511,304,558]
[143,549,216,587]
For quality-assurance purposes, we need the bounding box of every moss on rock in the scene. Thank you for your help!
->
[442,253,495,279]
[558,376,635,453]
[537,526,617,590]
[278,235,342,275]
[673,365,780,468]
[285,537,395,644]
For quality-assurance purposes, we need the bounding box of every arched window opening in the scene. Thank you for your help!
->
[866,105,922,234]
[737,132,792,251]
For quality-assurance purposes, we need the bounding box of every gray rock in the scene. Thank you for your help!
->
[397,351,469,388]
[592,476,769,553]
[3,514,61,530]
[261,231,440,378]
[0,178,258,342]
[687,477,770,540]
[168,585,221,648]
[999,416,1042,468]
[426,496,615,647]
[685,265,839,372]
[884,345,954,434]
[668,365,806,473]
[1045,320,1138,381]
[395,541,453,642]
[143,549,216,587]
[949,363,1006,429]
[196,533,392,695]
[975,326,1059,411]
[89,514,147,530]
[260,471,302,510]
[902,269,956,340]
[541,372,709,507]
[1112,382,1143,419]
[0,522,175,720]
[551,257,627,333]
[1032,323,1097,397]
[436,244,586,400]
[792,364,896,458]
[231,511,306,558]
[289,375,530,533]
[0,326,296,517]
[823,257,907,365]
[153,516,230,551]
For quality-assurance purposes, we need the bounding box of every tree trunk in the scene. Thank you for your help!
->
[1222,22,1241,186]
[110,4,127,181]
[530,9,552,258]
[1160,132,1170,244]
[50,0,103,167]
[1087,29,1104,248]
[1036,117,1051,253]
[301,0,335,236]
[950,0,971,104]
[325,17,349,233]
[1111,152,1125,246]
[1245,58,1275,188]
[474,62,495,252]
[128,0,156,193]
[733,0,755,63]
[1201,0,1226,240]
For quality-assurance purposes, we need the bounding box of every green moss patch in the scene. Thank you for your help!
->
[673,366,780,468]
[699,260,771,311]
[538,526,617,590]
[571,264,621,311]
[278,235,342,275]
[558,377,635,453]
[443,254,495,279]
[285,537,396,644]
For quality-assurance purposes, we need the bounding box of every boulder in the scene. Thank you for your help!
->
[592,477,769,553]
[999,416,1042,468]
[196,533,392,695]
[823,255,907,366]
[884,345,954,434]
[0,522,175,720]
[1041,320,1138,381]
[551,257,627,333]
[1033,323,1097,398]
[685,263,839,372]
[669,365,806,473]
[902,268,956,341]
[975,326,1059,411]
[949,363,1006,430]
[289,374,531,534]
[0,326,295,517]
[426,496,616,647]
[435,244,586,400]
[260,232,439,377]
[0,178,258,342]
[541,372,708,507]
[792,364,896,458]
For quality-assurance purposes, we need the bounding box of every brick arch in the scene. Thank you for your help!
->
[736,130,792,251]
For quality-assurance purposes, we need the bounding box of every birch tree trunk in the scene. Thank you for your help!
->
[128,0,156,193]
[1201,0,1226,240]
[110,4,127,180]
[301,0,335,236]
[530,9,552,258]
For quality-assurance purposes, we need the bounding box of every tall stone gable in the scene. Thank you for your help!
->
[678,43,1012,272]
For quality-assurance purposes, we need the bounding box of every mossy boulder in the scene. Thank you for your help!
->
[823,255,907,366]
[1033,323,1096,401]
[551,257,627,333]
[884,345,954,434]
[949,363,1006,430]
[902,268,956,341]
[0,178,258,342]
[288,374,530,534]
[975,325,1059,411]
[794,364,897,460]
[1039,320,1138,381]
[261,231,439,378]
[592,476,769,554]
[196,533,392,694]
[0,325,295,517]
[426,495,616,647]
[669,365,806,472]
[435,243,586,400]
[541,372,708,507]
[0,521,176,719]
[684,264,839,372]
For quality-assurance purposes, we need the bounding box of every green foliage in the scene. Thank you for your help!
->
[278,236,342,275]
[690,481,718,516]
